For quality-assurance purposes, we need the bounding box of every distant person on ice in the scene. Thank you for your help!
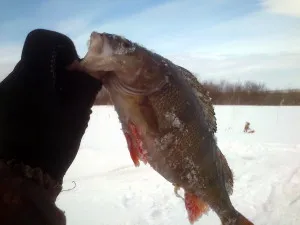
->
[243,121,255,133]
[0,29,107,225]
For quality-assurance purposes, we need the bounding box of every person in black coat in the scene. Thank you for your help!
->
[0,29,105,225]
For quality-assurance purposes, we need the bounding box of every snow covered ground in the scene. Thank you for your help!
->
[56,106,300,225]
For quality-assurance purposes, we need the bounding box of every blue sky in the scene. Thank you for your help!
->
[0,0,299,90]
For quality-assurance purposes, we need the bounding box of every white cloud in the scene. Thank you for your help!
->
[70,0,226,56]
[0,44,22,81]
[0,62,16,81]
[55,18,92,37]
[168,52,300,89]
[261,0,300,17]
[0,45,21,62]
[69,2,300,56]
[1,0,299,90]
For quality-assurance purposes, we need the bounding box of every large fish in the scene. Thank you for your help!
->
[81,32,254,225]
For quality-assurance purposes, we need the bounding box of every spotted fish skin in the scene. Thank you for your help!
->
[81,32,254,225]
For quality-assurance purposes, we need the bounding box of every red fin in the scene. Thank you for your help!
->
[128,123,148,164]
[184,192,209,224]
[124,132,140,167]
[235,213,254,225]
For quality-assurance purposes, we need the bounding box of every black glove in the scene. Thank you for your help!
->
[0,29,102,183]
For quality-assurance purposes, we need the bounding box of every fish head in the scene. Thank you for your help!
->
[82,32,137,73]
[82,32,168,95]
[88,32,136,56]
[81,31,137,74]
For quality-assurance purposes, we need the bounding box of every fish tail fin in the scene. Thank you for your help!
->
[216,146,234,195]
[221,211,254,225]
[234,212,254,225]
[184,192,210,224]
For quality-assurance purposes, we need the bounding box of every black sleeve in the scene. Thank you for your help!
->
[52,70,102,181]
[58,70,102,111]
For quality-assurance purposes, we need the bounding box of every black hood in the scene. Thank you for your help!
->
[21,29,80,71]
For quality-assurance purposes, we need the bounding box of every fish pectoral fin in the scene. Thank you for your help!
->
[184,192,210,224]
[128,122,148,165]
[235,213,254,225]
[123,122,148,167]
[124,132,140,167]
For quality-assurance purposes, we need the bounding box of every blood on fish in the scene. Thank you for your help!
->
[124,122,148,167]
[184,192,209,224]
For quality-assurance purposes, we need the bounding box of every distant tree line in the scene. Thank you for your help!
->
[93,77,300,106]
[201,79,300,105]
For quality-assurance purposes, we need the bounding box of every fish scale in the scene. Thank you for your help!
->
[82,31,254,225]
[146,78,216,185]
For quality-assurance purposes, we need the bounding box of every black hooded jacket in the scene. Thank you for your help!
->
[0,29,102,183]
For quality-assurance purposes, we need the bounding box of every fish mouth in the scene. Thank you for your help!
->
[90,31,113,57]
[88,31,104,54]
[90,31,101,42]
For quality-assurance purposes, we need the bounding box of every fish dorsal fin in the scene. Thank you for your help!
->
[178,66,217,134]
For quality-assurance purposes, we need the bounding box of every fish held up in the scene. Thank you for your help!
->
[81,31,254,225]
